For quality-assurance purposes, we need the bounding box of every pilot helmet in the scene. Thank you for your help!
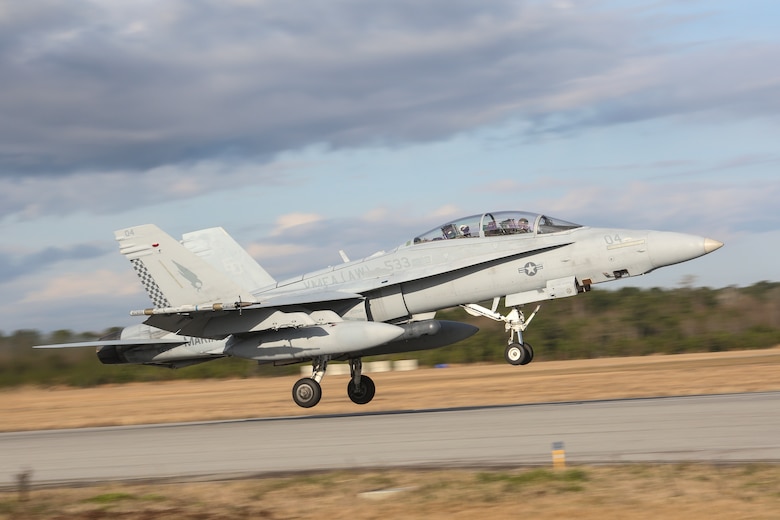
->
[518,218,530,230]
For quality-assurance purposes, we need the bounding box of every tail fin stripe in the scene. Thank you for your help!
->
[131,259,172,309]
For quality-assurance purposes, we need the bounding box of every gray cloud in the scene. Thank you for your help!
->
[535,42,780,135]
[3,1,776,179]
[0,160,298,219]
[0,243,110,283]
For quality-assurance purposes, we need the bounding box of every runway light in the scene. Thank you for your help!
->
[552,441,566,469]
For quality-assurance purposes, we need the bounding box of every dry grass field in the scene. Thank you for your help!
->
[3,348,780,519]
[3,464,780,519]
[3,346,780,432]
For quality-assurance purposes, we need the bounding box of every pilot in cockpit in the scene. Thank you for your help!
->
[518,218,531,233]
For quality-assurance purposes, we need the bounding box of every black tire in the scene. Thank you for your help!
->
[504,342,527,366]
[292,378,322,408]
[347,375,376,405]
[520,342,534,365]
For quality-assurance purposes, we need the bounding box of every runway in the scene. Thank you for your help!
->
[2,392,779,487]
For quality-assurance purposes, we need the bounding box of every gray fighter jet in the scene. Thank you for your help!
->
[36,211,722,408]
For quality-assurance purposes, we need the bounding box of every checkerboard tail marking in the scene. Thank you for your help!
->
[131,258,171,309]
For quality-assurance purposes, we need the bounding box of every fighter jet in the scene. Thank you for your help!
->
[36,211,722,408]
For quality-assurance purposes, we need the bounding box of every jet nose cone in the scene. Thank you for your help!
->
[704,238,724,254]
[647,232,724,269]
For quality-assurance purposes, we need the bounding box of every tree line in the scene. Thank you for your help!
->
[1,282,779,387]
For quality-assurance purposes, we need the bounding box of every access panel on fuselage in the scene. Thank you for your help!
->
[367,284,410,322]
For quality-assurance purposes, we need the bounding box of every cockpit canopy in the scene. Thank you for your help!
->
[410,211,581,244]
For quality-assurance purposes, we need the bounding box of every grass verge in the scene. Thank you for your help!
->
[2,464,779,520]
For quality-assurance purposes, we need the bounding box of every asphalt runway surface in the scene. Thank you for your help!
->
[3,392,779,487]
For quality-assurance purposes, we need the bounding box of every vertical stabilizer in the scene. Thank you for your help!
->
[181,227,276,293]
[115,225,255,308]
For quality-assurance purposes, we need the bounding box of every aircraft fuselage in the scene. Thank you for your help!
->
[267,223,718,323]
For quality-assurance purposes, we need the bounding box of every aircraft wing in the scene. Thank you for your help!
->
[33,338,190,349]
[254,288,364,307]
[133,288,364,316]
[34,336,226,369]
[139,289,365,337]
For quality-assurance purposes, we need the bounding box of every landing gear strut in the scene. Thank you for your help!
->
[291,356,377,408]
[292,356,328,408]
[347,358,375,405]
[462,302,540,367]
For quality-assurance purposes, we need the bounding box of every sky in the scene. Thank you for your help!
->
[1,0,778,334]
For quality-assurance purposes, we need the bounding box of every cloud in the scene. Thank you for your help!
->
[2,0,777,183]
[649,153,780,180]
[535,42,780,134]
[270,213,324,236]
[22,268,140,303]
[531,177,780,237]
[429,205,461,220]
[0,159,299,219]
[0,242,111,283]
[362,207,392,223]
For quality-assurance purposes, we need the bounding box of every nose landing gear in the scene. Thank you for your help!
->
[462,302,540,367]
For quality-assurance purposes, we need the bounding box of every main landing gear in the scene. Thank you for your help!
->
[462,302,540,367]
[346,358,375,405]
[291,356,376,408]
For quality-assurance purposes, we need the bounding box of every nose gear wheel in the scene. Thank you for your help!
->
[505,342,534,366]
[462,302,540,366]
